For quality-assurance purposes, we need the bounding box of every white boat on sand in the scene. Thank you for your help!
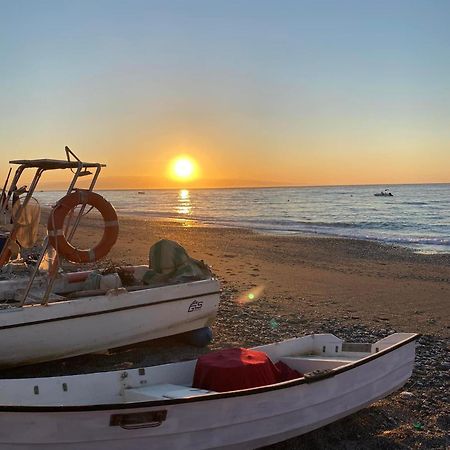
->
[0,332,417,449]
[0,272,219,368]
[0,147,220,368]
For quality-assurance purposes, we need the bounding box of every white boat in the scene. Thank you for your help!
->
[0,272,220,368]
[0,148,220,368]
[0,332,417,449]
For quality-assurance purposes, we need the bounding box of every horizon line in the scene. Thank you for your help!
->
[37,181,450,192]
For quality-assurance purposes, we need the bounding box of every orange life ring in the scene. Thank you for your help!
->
[47,191,119,264]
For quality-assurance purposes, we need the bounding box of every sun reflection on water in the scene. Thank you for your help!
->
[180,189,189,200]
[176,189,192,216]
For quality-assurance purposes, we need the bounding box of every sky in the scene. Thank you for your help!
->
[0,0,449,189]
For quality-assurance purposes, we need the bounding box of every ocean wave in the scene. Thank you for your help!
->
[399,201,428,206]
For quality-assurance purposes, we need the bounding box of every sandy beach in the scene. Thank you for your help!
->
[5,213,449,449]
[90,214,450,338]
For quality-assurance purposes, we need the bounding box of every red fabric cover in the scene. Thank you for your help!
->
[275,361,303,381]
[193,348,280,392]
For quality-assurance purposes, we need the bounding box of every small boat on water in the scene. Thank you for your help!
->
[0,147,220,368]
[374,189,393,197]
[0,332,417,449]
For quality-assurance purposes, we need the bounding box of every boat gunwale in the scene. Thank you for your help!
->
[0,285,221,331]
[0,333,419,413]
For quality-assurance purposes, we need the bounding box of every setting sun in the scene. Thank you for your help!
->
[169,156,198,182]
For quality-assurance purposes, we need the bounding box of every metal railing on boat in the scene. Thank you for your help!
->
[0,146,105,306]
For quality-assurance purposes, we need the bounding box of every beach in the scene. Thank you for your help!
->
[96,214,450,338]
[4,2,449,448]
[62,213,450,448]
[6,213,449,449]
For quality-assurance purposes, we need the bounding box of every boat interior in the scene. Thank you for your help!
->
[0,263,215,307]
[0,333,416,407]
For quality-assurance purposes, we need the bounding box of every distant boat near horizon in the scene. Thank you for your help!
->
[374,188,393,197]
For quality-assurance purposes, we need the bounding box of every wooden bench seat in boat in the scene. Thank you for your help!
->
[124,384,215,402]
[279,354,369,373]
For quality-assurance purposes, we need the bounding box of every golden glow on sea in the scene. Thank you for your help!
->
[176,189,192,215]
[179,189,189,199]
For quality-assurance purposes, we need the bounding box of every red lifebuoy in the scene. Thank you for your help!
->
[47,191,119,264]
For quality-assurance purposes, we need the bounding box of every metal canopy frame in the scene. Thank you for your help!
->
[0,146,105,306]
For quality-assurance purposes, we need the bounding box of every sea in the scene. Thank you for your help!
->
[36,184,450,255]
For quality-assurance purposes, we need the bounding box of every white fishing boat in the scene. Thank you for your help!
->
[0,147,220,368]
[0,332,417,449]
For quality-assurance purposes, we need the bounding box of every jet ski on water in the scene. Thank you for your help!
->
[374,189,393,197]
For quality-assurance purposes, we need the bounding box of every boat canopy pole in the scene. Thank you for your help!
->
[0,168,12,212]
[0,165,25,219]
[40,162,102,306]
[19,163,84,307]
[0,167,45,267]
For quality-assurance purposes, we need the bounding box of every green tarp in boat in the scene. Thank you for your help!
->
[143,239,211,284]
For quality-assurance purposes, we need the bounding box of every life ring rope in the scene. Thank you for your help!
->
[47,190,119,264]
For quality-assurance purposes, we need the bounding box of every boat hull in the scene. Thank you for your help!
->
[0,339,415,449]
[0,279,220,368]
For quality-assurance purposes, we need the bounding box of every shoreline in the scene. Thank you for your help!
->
[100,209,450,256]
